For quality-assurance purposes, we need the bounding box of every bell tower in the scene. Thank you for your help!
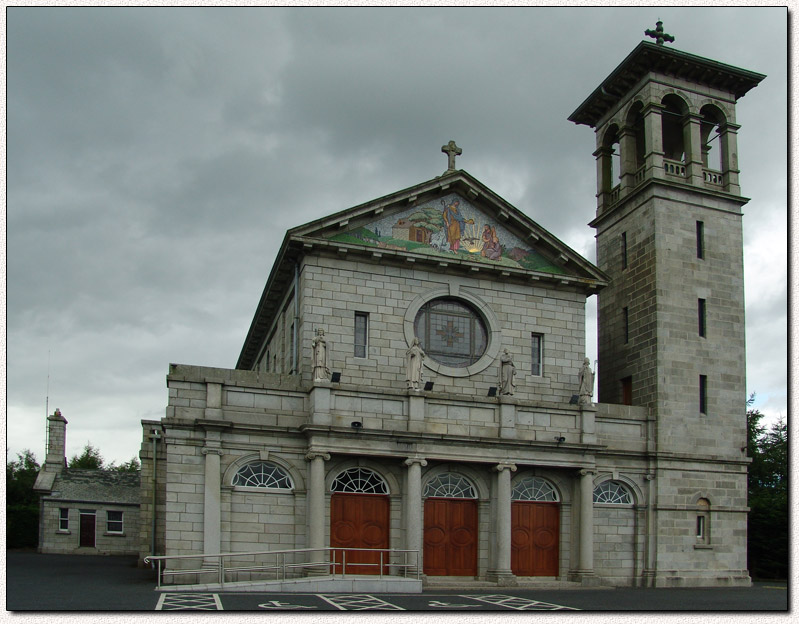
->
[570,24,764,586]
[570,24,764,454]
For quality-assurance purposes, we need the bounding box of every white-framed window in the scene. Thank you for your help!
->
[59,508,69,531]
[106,510,124,534]
[593,480,633,505]
[424,473,477,499]
[232,461,294,490]
[512,477,559,502]
[355,312,369,358]
[531,333,543,376]
[331,467,389,494]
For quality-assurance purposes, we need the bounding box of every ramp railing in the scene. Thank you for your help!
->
[144,547,420,590]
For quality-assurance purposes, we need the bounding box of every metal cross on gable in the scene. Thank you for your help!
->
[645,20,675,46]
[442,140,462,171]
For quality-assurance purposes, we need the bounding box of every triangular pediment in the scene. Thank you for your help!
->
[290,171,606,282]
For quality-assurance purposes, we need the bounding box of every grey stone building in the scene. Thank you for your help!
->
[139,31,763,587]
[34,409,141,556]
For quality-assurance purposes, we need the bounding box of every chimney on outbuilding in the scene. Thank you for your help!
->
[45,408,68,469]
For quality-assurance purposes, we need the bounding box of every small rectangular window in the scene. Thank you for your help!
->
[59,508,69,531]
[531,333,543,376]
[289,322,296,374]
[696,221,705,259]
[106,510,123,534]
[698,298,707,337]
[623,307,629,343]
[621,376,632,406]
[696,515,706,539]
[621,232,628,269]
[355,312,368,358]
[699,375,708,414]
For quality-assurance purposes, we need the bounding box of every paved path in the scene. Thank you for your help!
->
[6,551,788,612]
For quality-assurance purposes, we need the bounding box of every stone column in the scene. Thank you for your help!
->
[571,468,596,583]
[201,447,223,564]
[306,451,331,559]
[684,113,705,185]
[618,124,638,193]
[593,145,615,213]
[403,457,427,575]
[487,463,517,585]
[642,102,665,180]
[719,122,741,194]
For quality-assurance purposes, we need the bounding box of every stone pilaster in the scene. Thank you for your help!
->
[499,397,517,439]
[310,385,332,425]
[408,393,425,433]
[487,462,517,585]
[403,457,427,575]
[201,446,223,564]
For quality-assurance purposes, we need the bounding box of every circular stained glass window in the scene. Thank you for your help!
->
[413,298,488,368]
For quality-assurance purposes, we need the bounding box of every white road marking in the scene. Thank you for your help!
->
[155,593,223,610]
[258,599,317,610]
[428,600,481,608]
[317,594,405,610]
[462,594,578,611]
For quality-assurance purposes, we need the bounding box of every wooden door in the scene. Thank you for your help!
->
[330,493,389,575]
[79,513,96,548]
[511,502,559,576]
[423,498,478,576]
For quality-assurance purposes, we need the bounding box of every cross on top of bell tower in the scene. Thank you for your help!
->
[645,20,675,46]
[441,140,462,172]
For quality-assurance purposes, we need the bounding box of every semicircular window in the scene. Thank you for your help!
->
[424,473,477,499]
[232,461,293,489]
[414,298,488,368]
[512,477,559,502]
[331,467,389,494]
[592,480,633,505]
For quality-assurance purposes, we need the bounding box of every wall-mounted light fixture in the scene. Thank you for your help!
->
[424,382,434,391]
[331,372,342,383]
[351,421,362,431]
[555,436,566,443]
[569,395,579,405]
[487,387,498,397]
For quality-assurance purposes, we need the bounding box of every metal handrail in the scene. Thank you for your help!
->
[144,546,419,589]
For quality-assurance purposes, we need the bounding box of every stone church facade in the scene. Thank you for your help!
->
[138,32,763,588]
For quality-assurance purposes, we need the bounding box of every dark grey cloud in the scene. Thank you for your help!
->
[7,7,788,464]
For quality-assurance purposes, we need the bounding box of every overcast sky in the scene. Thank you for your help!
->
[7,7,788,466]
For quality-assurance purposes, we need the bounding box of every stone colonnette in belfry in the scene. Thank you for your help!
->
[138,23,764,588]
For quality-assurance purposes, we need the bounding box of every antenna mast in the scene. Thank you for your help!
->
[45,349,51,451]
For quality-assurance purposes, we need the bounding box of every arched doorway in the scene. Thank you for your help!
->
[511,477,560,576]
[423,473,478,576]
[330,467,390,575]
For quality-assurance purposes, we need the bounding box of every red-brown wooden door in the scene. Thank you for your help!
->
[423,498,478,576]
[511,501,559,576]
[330,493,389,575]
[79,512,96,548]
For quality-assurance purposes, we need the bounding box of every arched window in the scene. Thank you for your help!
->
[331,467,389,494]
[424,473,477,498]
[593,480,633,505]
[700,105,726,173]
[661,94,689,163]
[232,461,293,489]
[625,102,646,177]
[512,477,559,502]
[414,298,488,368]
[696,497,711,545]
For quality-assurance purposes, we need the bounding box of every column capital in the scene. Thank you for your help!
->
[201,447,223,456]
[305,450,331,462]
[644,473,656,481]
[494,463,517,473]
[403,457,428,468]
[578,468,596,477]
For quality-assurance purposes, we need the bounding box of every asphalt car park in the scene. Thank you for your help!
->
[6,551,788,612]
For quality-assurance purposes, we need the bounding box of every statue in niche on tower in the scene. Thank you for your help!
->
[312,328,330,382]
[405,337,426,390]
[578,358,594,405]
[499,349,517,395]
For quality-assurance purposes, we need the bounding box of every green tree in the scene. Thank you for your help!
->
[747,395,788,580]
[68,443,104,469]
[108,457,140,472]
[6,449,41,548]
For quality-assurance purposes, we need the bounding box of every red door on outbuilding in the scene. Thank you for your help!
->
[511,501,559,576]
[79,512,96,548]
[423,498,478,576]
[330,493,389,575]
